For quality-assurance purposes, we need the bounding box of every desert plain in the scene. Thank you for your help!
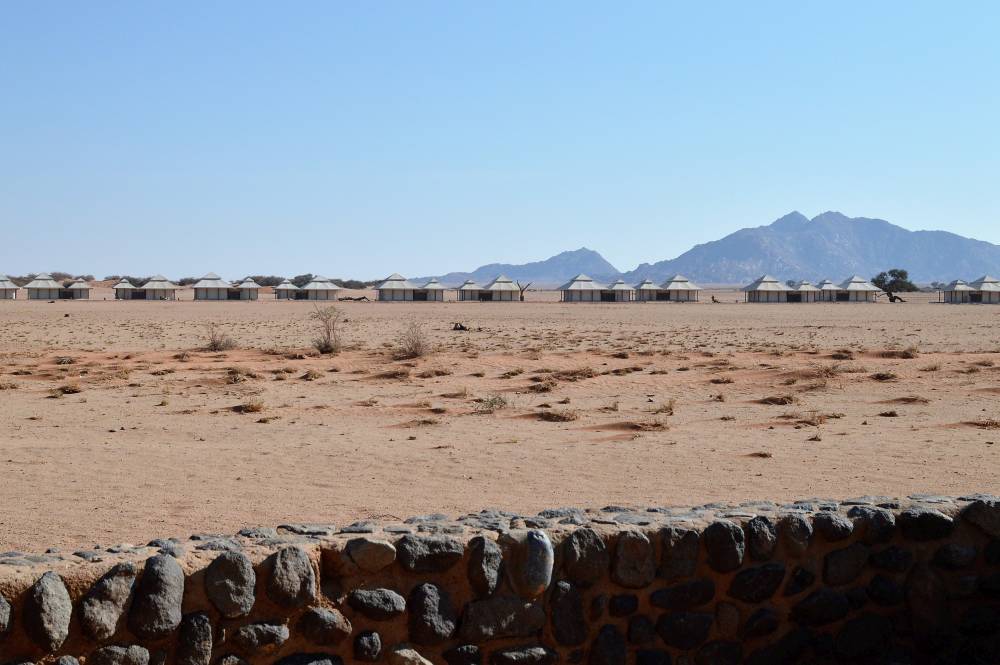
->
[1,288,998,554]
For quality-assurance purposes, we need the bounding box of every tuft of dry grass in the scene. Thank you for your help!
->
[710,376,734,385]
[919,363,941,372]
[552,367,598,382]
[536,409,578,422]
[0,381,18,390]
[651,399,676,416]
[300,369,323,381]
[440,387,469,399]
[54,356,76,365]
[886,395,930,405]
[871,372,898,382]
[969,419,1000,430]
[877,346,919,359]
[173,351,191,362]
[310,305,343,354]
[375,368,410,380]
[474,393,508,414]
[417,367,452,378]
[878,410,899,417]
[759,394,797,406]
[205,324,237,352]
[500,368,524,379]
[395,321,431,360]
[225,367,259,384]
[527,377,558,393]
[233,398,264,414]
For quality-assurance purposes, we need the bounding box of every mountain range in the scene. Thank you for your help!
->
[419,211,1000,286]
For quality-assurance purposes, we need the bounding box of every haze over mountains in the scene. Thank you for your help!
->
[420,212,1000,286]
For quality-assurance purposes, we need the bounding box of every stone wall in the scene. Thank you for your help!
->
[1,495,999,665]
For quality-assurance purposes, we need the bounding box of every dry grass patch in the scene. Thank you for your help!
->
[440,387,469,399]
[884,395,930,405]
[553,367,598,382]
[0,381,18,390]
[710,376,734,384]
[758,394,797,406]
[527,377,558,393]
[650,399,676,416]
[300,369,323,381]
[878,410,899,418]
[871,372,898,382]
[536,409,578,422]
[474,393,508,414]
[395,321,431,360]
[969,419,1000,430]
[205,324,237,352]
[417,367,452,378]
[877,346,919,359]
[374,368,410,380]
[233,398,264,414]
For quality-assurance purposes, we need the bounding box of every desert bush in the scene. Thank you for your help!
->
[651,399,676,415]
[527,377,558,393]
[396,321,431,360]
[205,324,237,352]
[310,305,343,354]
[537,409,578,422]
[300,369,322,381]
[759,394,797,405]
[233,398,264,414]
[878,410,899,417]
[877,346,919,359]
[0,381,18,390]
[474,393,508,414]
[871,372,898,382]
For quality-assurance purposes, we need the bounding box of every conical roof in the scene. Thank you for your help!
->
[143,275,179,290]
[377,273,417,290]
[839,275,881,292]
[817,279,839,291]
[275,279,299,291]
[558,274,602,291]
[793,281,820,292]
[420,278,445,290]
[458,279,481,291]
[742,275,790,292]
[484,274,519,291]
[67,278,91,290]
[660,274,700,291]
[633,279,659,291]
[113,278,135,290]
[604,279,633,291]
[0,275,17,289]
[302,276,340,291]
[945,279,974,292]
[24,273,63,289]
[192,273,229,288]
[970,275,1000,292]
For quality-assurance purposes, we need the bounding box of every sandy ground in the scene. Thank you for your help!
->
[1,289,999,553]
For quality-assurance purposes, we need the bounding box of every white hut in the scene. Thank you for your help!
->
[138,275,180,301]
[817,279,840,302]
[659,275,701,302]
[300,276,341,301]
[192,273,231,300]
[482,274,520,302]
[742,275,791,303]
[233,278,261,300]
[416,278,445,302]
[633,279,661,302]
[113,279,135,300]
[24,273,65,300]
[0,275,19,300]
[942,279,975,304]
[604,279,634,302]
[837,275,881,302]
[376,273,419,301]
[274,280,300,300]
[558,274,605,302]
[970,275,1000,304]
[66,278,92,299]
[456,280,483,302]
[789,281,821,303]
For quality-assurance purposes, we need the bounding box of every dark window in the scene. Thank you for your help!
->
[787,293,802,303]
[413,291,428,301]
[836,292,849,301]
[656,291,670,301]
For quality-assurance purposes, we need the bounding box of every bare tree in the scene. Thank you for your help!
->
[310,305,343,354]
[517,281,532,302]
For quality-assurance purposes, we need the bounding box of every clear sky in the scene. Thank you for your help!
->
[2,2,998,280]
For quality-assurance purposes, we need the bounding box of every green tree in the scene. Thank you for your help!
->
[871,268,918,293]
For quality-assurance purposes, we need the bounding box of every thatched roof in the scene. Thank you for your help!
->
[67,279,91,290]
[604,279,633,291]
[275,280,299,291]
[633,279,659,291]
[457,280,481,291]
[0,275,18,290]
[793,281,821,292]
[420,278,445,291]
[817,279,840,291]
[113,279,135,290]
[236,278,261,290]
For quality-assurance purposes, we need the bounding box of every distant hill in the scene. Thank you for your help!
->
[418,248,621,287]
[620,211,1000,284]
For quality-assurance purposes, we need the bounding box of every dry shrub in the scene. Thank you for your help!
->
[878,410,899,417]
[627,419,668,431]
[205,324,237,352]
[797,412,845,426]
[440,387,469,399]
[887,395,930,405]
[605,366,643,376]
[611,351,630,359]
[310,305,343,354]
[404,418,440,427]
[528,377,558,393]
[919,363,941,372]
[396,321,431,360]
[474,393,508,414]
[537,409,578,422]
[174,351,191,362]
[830,349,855,360]
[55,356,75,365]
[233,398,264,414]
[500,368,524,379]
[375,367,410,380]
[0,381,18,390]
[226,367,259,384]
[710,376,734,385]
[552,367,598,382]
[747,451,773,458]
[417,368,452,378]
[300,369,322,381]
[970,419,1000,430]
[877,346,919,359]
[651,399,676,415]
[759,394,797,406]
[871,372,898,382]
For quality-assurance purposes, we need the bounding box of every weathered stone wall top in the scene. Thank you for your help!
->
[1,494,999,664]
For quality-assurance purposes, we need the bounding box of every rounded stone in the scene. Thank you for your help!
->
[655,612,713,650]
[932,543,977,570]
[744,516,776,561]
[791,589,849,626]
[742,608,779,639]
[846,505,895,544]
[346,538,397,573]
[408,582,457,645]
[459,596,545,641]
[589,624,626,665]
[823,543,870,586]
[90,645,150,665]
[612,530,656,588]
[897,507,955,541]
[204,551,256,618]
[232,622,289,653]
[354,631,382,662]
[781,566,815,597]
[650,579,716,611]
[608,594,638,617]
[0,593,10,635]
[866,574,904,606]
[266,546,316,608]
[273,655,343,665]
[728,563,785,603]
[389,646,433,665]
[562,528,609,588]
[658,528,699,582]
[870,545,913,572]
[24,571,72,652]
[812,513,854,541]
[348,588,407,620]
[778,514,813,556]
[502,529,554,599]
[490,646,557,665]
[396,534,464,573]
[962,499,1000,538]
[702,521,745,573]
[467,536,502,598]
[128,554,184,640]
[81,562,138,641]
[178,613,213,665]
[298,607,352,645]
[550,581,587,646]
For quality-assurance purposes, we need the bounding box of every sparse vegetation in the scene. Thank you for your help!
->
[759,394,797,405]
[537,409,578,422]
[310,305,343,354]
[871,372,898,382]
[474,393,508,414]
[233,398,264,414]
[205,324,237,352]
[396,321,431,360]
[877,346,919,359]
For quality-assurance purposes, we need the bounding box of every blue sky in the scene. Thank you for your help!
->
[1,2,998,279]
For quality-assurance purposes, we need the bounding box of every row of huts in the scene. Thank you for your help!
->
[940,276,1000,304]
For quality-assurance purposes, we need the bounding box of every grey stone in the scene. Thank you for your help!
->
[490,646,557,665]
[607,594,638,617]
[24,571,72,652]
[468,536,502,597]
[742,608,778,639]
[655,612,713,650]
[650,579,716,610]
[266,546,316,608]
[589,624,626,665]
[870,545,913,572]
[81,562,137,641]
[550,581,586,646]
[178,613,213,665]
[812,512,853,541]
[354,631,382,662]
[823,543,870,586]
[728,563,785,603]
[0,593,10,635]
[714,602,740,638]
[744,516,776,561]
[396,534,464,573]
[204,551,256,618]
[963,498,1000,537]
[791,589,849,626]
[694,641,741,665]
[237,526,278,539]
[612,530,656,588]
[501,530,554,599]
[898,507,955,541]
[778,514,812,556]
[346,538,397,572]
[459,596,546,641]
[298,607,352,645]
[388,646,433,665]
[128,554,184,640]
[348,588,406,620]
[846,505,896,544]
[658,528,699,582]
[278,523,336,536]
[702,521,744,573]
[933,543,977,570]
[89,646,150,665]
[57,657,80,665]
[443,645,481,665]
[216,656,248,665]
[628,615,655,645]
[408,583,457,645]
[562,528,609,587]
[232,622,289,652]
